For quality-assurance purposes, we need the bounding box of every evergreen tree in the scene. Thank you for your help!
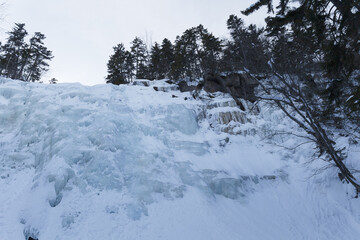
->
[24,32,53,82]
[106,43,134,85]
[243,0,360,123]
[130,37,148,79]
[172,27,200,80]
[197,25,222,75]
[171,25,221,81]
[159,38,174,79]
[243,0,360,77]
[0,23,28,78]
[170,36,187,80]
[148,42,162,80]
[270,25,320,75]
[222,15,269,74]
[0,24,53,82]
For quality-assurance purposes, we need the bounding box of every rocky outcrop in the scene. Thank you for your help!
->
[178,81,203,92]
[203,73,259,103]
[203,74,227,93]
[133,80,151,87]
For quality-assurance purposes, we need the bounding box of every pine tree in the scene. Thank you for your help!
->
[222,15,269,74]
[106,43,134,85]
[243,0,360,77]
[196,25,222,75]
[0,23,28,78]
[130,37,148,79]
[172,27,200,80]
[159,38,174,79]
[0,24,53,82]
[148,42,162,80]
[25,32,53,82]
[270,25,319,75]
[171,25,221,81]
[170,36,186,80]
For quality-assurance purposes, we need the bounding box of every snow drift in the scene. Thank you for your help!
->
[0,78,359,240]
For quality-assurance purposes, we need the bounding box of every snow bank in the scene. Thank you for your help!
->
[0,78,359,240]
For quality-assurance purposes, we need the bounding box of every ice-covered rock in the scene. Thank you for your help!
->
[133,79,151,87]
[195,93,258,135]
[153,85,179,92]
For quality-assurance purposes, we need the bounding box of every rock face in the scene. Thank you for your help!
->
[203,73,259,102]
[133,80,151,87]
[178,81,202,92]
[203,74,227,93]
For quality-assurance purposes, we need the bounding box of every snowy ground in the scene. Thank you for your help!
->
[0,78,359,240]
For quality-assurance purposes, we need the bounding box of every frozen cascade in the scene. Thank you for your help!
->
[197,92,258,135]
[0,79,283,234]
[1,78,360,240]
[1,83,201,204]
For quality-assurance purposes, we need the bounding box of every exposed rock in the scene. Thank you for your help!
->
[133,80,151,87]
[178,81,202,92]
[204,73,259,102]
[165,80,175,84]
[203,74,227,93]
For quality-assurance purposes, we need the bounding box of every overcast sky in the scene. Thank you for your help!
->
[1,0,267,85]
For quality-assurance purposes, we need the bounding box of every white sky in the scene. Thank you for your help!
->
[1,0,267,85]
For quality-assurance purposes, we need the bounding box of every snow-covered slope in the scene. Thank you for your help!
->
[0,78,359,240]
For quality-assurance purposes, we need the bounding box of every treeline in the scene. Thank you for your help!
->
[0,23,53,82]
[105,16,269,85]
[106,3,360,122]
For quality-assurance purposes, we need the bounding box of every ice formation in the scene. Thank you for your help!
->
[0,78,359,240]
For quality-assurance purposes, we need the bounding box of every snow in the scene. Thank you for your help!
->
[0,78,360,240]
